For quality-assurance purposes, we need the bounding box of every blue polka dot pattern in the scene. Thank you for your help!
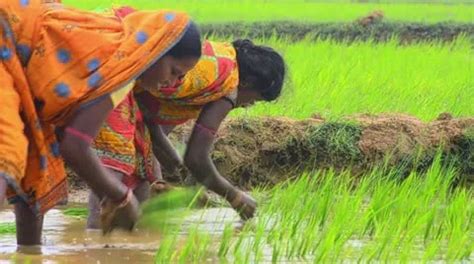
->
[3,26,13,39]
[57,49,71,64]
[136,31,148,44]
[165,13,175,22]
[16,44,31,66]
[54,83,70,98]
[88,73,102,89]
[20,0,29,7]
[0,46,12,61]
[34,98,45,111]
[39,155,47,170]
[50,142,61,157]
[87,58,100,72]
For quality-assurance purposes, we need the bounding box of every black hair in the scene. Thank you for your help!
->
[167,21,202,59]
[232,39,285,101]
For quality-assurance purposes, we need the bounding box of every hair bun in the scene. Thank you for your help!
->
[232,39,254,52]
[232,39,286,102]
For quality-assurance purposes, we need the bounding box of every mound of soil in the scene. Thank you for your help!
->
[166,114,474,188]
[201,21,474,44]
[68,114,473,192]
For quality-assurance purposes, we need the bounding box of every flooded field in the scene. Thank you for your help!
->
[3,161,473,263]
[0,205,243,264]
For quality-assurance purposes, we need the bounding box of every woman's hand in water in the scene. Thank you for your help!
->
[100,190,141,234]
[149,180,174,196]
[112,195,141,230]
[182,99,258,219]
[229,190,257,220]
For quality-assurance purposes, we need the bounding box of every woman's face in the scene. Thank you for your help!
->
[138,55,198,92]
[235,87,264,108]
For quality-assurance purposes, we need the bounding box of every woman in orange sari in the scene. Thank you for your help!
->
[88,6,286,224]
[0,0,201,246]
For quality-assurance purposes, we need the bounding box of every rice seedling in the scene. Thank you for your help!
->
[232,36,473,120]
[140,187,203,232]
[63,207,88,219]
[0,223,15,236]
[152,156,474,262]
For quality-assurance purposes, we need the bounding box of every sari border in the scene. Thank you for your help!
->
[78,22,192,110]
[1,172,68,216]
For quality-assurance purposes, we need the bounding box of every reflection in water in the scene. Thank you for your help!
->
[0,206,240,263]
[2,205,471,262]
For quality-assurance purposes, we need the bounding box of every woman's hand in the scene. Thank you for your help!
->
[229,190,257,220]
[59,96,141,233]
[183,99,259,220]
[149,180,174,196]
[100,190,141,234]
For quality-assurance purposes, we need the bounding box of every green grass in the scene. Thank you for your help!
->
[232,36,473,121]
[153,157,474,262]
[63,207,88,219]
[63,0,474,23]
[62,1,473,120]
[0,223,15,236]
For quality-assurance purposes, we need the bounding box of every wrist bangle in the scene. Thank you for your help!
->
[230,191,243,208]
[195,123,217,136]
[65,127,93,144]
[113,188,133,209]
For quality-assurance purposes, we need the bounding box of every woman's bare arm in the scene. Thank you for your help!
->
[135,95,183,174]
[59,97,128,201]
[0,177,6,208]
[184,99,256,219]
[145,122,183,174]
[60,96,140,230]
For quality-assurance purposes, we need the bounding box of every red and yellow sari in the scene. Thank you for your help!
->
[135,40,240,125]
[0,0,190,214]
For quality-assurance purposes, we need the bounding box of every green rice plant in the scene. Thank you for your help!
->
[140,187,203,231]
[218,223,234,258]
[63,207,88,219]
[232,36,473,121]
[151,154,473,262]
[176,226,212,263]
[64,0,474,23]
[252,220,266,262]
[444,189,473,260]
[0,223,15,236]
[155,233,179,263]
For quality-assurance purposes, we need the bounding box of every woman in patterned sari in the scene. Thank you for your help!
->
[0,0,201,246]
[88,6,286,225]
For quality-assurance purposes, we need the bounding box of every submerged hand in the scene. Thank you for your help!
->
[100,190,141,234]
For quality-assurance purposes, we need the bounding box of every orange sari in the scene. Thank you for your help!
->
[0,0,190,214]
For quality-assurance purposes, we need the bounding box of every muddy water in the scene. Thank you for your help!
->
[0,206,241,264]
[3,205,470,263]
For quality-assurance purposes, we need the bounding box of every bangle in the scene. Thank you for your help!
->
[230,191,243,208]
[113,188,133,209]
[150,180,166,188]
[195,123,217,136]
[65,127,93,144]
